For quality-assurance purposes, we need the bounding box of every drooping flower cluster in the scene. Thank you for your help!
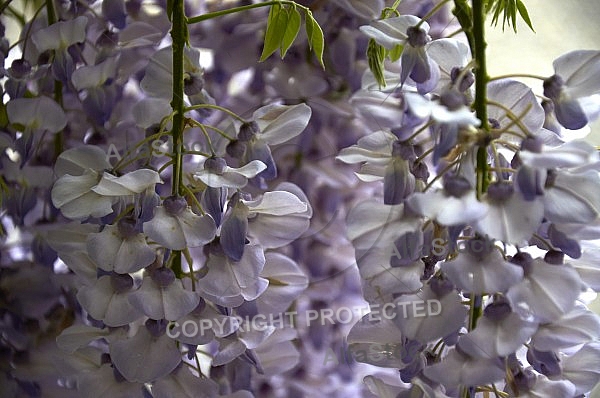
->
[2,0,600,397]
[338,3,600,397]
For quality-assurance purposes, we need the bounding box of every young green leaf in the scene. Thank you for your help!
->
[516,0,535,32]
[388,44,403,63]
[367,39,387,88]
[280,7,301,58]
[305,10,325,68]
[260,3,288,62]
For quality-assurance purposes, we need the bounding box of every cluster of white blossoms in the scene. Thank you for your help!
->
[338,5,600,398]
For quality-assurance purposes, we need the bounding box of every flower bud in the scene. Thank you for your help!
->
[163,196,187,216]
[487,182,514,202]
[110,273,134,293]
[443,175,471,198]
[204,157,228,175]
[117,217,137,239]
[238,121,259,142]
[150,267,176,287]
[544,250,564,265]
[10,59,31,79]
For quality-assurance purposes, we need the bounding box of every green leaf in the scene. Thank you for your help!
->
[516,0,535,32]
[280,7,301,58]
[367,39,386,88]
[305,10,325,68]
[260,4,288,62]
[388,44,403,63]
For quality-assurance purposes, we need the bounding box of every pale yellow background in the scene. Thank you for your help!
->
[486,0,600,143]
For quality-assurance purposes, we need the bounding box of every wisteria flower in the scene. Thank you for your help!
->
[544,50,600,130]
[193,157,266,188]
[142,196,216,250]
[7,96,67,134]
[406,175,488,226]
[196,243,268,307]
[52,168,161,220]
[531,305,600,351]
[458,297,537,358]
[86,218,156,273]
[506,253,583,323]
[441,236,523,294]
[232,103,312,180]
[31,16,87,82]
[360,15,440,90]
[76,274,143,327]
[128,267,200,321]
[110,319,182,383]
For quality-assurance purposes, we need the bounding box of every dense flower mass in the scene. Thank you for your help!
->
[2,0,600,397]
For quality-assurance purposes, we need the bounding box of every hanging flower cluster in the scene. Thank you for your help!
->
[2,0,600,397]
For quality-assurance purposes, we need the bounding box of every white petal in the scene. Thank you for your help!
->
[554,50,600,98]
[350,91,406,130]
[475,194,544,245]
[197,245,268,307]
[152,368,218,398]
[54,145,111,177]
[244,191,307,215]
[519,140,599,169]
[532,306,600,350]
[32,16,87,51]
[56,324,110,353]
[394,287,468,344]
[132,98,172,129]
[143,207,189,250]
[441,249,524,294]
[359,15,422,49]
[110,328,181,383]
[346,201,410,249]
[72,56,119,89]
[140,47,173,98]
[7,97,67,133]
[256,252,308,315]
[561,342,600,395]
[487,79,544,137]
[459,313,537,358]
[76,276,142,326]
[336,129,396,164]
[543,170,600,224]
[176,209,216,247]
[407,190,488,226]
[92,169,162,196]
[506,260,582,322]
[128,277,199,321]
[253,103,312,145]
[51,171,99,209]
[230,160,267,178]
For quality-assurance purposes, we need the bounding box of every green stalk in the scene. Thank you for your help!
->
[187,1,309,24]
[47,0,64,158]
[170,0,186,197]
[169,0,189,278]
[468,3,489,396]
[473,0,490,197]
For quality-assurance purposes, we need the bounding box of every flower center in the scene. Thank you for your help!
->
[406,26,429,47]
[543,74,564,99]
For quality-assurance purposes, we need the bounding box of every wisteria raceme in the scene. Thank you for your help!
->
[2,0,600,397]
